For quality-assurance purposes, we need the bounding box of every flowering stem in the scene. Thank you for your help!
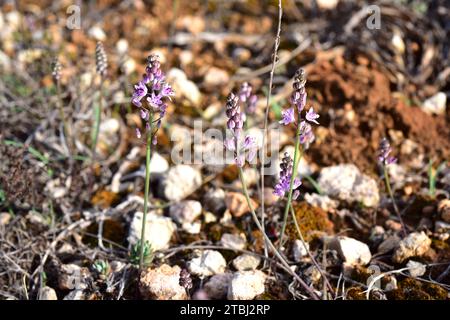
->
[260,0,283,265]
[278,120,302,250]
[140,113,153,270]
[383,165,406,236]
[56,82,71,155]
[91,78,103,160]
[238,167,319,300]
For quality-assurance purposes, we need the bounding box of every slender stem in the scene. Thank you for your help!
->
[260,0,283,263]
[238,167,319,300]
[91,78,103,161]
[289,205,334,299]
[383,165,406,236]
[278,120,302,250]
[139,114,153,270]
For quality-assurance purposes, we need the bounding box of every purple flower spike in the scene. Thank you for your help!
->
[306,107,320,125]
[131,54,173,146]
[274,152,302,198]
[378,138,397,165]
[279,108,295,126]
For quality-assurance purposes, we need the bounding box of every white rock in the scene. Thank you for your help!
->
[188,250,226,277]
[0,212,12,226]
[63,289,85,300]
[204,67,230,87]
[220,233,247,250]
[38,286,57,300]
[128,211,176,251]
[162,165,202,201]
[116,39,129,55]
[232,254,261,271]
[167,68,202,105]
[421,92,446,115]
[387,164,407,186]
[204,273,232,299]
[407,260,426,278]
[292,240,310,262]
[181,221,202,234]
[392,232,431,263]
[169,200,202,224]
[227,271,266,300]
[150,152,169,174]
[203,211,217,224]
[318,164,380,207]
[203,188,226,214]
[139,264,187,300]
[317,0,339,10]
[331,236,372,265]
[304,193,338,211]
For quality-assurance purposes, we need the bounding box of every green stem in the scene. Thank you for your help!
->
[91,79,103,161]
[139,114,153,270]
[384,165,406,235]
[278,120,302,250]
[238,167,319,300]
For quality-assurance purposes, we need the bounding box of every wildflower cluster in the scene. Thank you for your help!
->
[223,92,257,167]
[279,69,319,148]
[132,55,174,144]
[275,69,319,199]
[95,41,108,77]
[378,137,397,165]
[274,152,301,199]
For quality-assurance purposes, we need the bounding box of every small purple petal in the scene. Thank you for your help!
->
[136,128,141,139]
[247,148,257,163]
[306,107,320,125]
[243,135,256,149]
[279,108,295,126]
[224,138,236,151]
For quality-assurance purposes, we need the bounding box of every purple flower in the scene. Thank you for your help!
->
[224,138,235,151]
[131,54,173,144]
[299,121,315,147]
[279,108,295,126]
[274,152,302,199]
[378,138,397,165]
[224,92,258,167]
[147,92,163,109]
[291,69,307,113]
[136,128,142,139]
[161,83,175,99]
[305,107,319,124]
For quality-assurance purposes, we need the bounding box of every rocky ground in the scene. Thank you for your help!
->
[0,0,449,300]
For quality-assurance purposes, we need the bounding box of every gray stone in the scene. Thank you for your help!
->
[318,164,379,207]
[162,165,202,201]
[227,271,266,300]
[188,250,226,277]
[392,232,431,263]
[128,211,176,251]
[232,254,261,271]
